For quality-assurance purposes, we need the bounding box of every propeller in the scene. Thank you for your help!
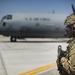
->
[72,4,75,14]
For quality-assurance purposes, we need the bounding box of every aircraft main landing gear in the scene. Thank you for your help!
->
[10,36,17,42]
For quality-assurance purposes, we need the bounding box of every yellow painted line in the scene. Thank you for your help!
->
[19,62,57,75]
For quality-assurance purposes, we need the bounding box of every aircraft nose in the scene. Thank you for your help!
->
[0,21,3,31]
[0,22,1,27]
[0,22,1,33]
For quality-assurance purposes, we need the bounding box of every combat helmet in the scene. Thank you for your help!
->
[65,4,75,37]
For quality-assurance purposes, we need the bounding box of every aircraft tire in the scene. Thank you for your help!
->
[11,36,17,42]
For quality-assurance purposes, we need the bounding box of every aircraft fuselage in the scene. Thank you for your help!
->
[0,13,68,41]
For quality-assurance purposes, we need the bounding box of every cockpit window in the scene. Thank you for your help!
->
[7,15,12,20]
[1,15,12,22]
[1,16,7,22]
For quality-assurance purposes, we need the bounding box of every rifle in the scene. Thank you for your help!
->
[57,45,67,74]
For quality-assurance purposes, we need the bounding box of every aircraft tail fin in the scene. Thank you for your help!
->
[72,4,75,14]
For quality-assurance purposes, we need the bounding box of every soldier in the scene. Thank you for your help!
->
[57,5,75,75]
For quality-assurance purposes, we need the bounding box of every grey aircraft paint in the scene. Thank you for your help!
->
[0,13,68,42]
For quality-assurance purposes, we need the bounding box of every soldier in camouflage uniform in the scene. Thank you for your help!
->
[65,14,75,38]
[57,5,75,75]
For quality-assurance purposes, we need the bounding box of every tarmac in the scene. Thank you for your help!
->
[0,37,68,75]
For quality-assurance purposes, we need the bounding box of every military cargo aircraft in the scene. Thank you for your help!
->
[0,5,75,42]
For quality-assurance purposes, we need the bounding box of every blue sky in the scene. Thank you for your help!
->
[0,0,75,19]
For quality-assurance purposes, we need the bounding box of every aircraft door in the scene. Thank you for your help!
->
[55,24,60,32]
[55,24,63,37]
[20,26,27,36]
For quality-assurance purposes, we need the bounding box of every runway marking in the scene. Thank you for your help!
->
[19,62,57,75]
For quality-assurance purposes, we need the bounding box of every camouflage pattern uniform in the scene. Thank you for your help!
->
[57,14,75,75]
[65,14,75,38]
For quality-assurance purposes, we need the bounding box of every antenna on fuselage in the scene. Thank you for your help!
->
[53,10,55,14]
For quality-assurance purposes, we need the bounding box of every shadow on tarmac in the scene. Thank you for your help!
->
[0,40,68,43]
